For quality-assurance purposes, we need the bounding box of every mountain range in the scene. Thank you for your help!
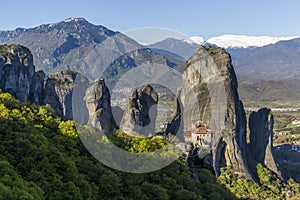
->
[0,17,173,81]
[146,35,300,101]
[1,17,300,101]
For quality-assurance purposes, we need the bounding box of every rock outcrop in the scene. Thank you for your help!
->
[29,70,45,104]
[44,70,89,120]
[120,84,158,136]
[0,44,37,102]
[166,97,183,140]
[249,108,283,179]
[168,46,252,179]
[84,79,118,132]
[0,44,286,181]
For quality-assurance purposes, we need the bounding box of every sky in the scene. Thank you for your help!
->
[0,0,299,40]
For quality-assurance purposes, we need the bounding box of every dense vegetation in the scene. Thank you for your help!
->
[218,164,300,200]
[0,91,236,200]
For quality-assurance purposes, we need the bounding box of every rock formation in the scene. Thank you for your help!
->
[84,79,117,132]
[249,108,283,179]
[0,44,37,102]
[120,84,158,136]
[44,70,89,120]
[29,70,45,104]
[166,97,183,140]
[167,46,252,179]
[0,44,287,181]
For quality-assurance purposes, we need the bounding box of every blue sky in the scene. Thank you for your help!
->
[0,0,299,39]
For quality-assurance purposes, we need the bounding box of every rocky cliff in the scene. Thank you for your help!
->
[0,44,38,102]
[29,70,45,104]
[0,44,114,126]
[120,84,158,136]
[167,46,252,179]
[249,108,283,179]
[85,79,117,133]
[44,70,89,120]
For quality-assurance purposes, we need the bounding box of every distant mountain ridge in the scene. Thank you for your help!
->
[147,37,200,60]
[146,34,299,50]
[146,34,300,61]
[146,35,300,101]
[233,38,300,79]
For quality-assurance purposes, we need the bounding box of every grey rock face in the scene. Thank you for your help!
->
[0,45,121,128]
[44,70,89,120]
[166,97,183,139]
[249,108,283,179]
[168,46,252,179]
[120,84,158,136]
[29,70,45,104]
[0,45,36,102]
[84,79,117,133]
[102,48,185,87]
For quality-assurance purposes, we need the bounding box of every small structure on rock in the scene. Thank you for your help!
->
[183,122,212,148]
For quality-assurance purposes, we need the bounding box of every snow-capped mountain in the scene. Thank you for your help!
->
[183,36,204,45]
[206,35,299,49]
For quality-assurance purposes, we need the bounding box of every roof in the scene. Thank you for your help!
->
[195,127,207,134]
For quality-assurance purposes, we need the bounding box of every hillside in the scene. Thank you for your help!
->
[239,79,300,101]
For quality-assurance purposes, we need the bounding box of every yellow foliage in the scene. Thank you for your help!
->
[58,120,78,138]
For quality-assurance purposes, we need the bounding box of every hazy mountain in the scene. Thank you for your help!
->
[239,79,300,101]
[233,38,300,80]
[146,35,300,101]
[102,48,185,87]
[146,35,299,60]
[147,36,204,60]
